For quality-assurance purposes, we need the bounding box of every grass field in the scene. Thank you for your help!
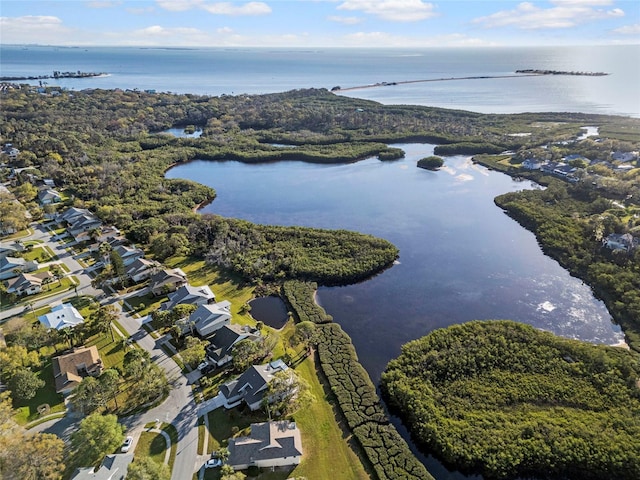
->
[13,359,65,425]
[134,430,168,465]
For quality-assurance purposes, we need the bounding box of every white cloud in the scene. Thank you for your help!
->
[327,15,363,25]
[134,25,202,36]
[0,16,75,44]
[156,0,270,15]
[86,1,122,8]
[201,2,271,15]
[613,23,640,34]
[337,0,437,22]
[217,26,234,34]
[473,0,625,30]
[156,0,203,11]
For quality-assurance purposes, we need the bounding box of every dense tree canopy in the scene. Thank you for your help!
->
[381,321,640,480]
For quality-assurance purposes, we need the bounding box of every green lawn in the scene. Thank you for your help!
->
[165,257,255,326]
[162,423,178,472]
[85,326,127,370]
[125,292,166,317]
[21,246,55,262]
[134,430,168,465]
[13,359,65,426]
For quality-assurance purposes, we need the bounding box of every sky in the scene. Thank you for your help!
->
[1,0,639,48]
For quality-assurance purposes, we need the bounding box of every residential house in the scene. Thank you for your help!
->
[87,226,121,251]
[125,258,160,283]
[38,303,85,330]
[0,256,37,280]
[603,233,638,253]
[112,244,144,267]
[5,272,52,296]
[612,151,637,162]
[52,346,103,395]
[521,158,543,170]
[67,214,103,242]
[186,300,232,337]
[149,268,188,296]
[206,324,261,367]
[1,143,19,160]
[58,207,93,225]
[70,454,132,480]
[37,188,62,205]
[227,421,303,471]
[161,284,215,311]
[0,241,24,259]
[219,360,289,411]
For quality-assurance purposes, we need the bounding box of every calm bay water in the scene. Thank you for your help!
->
[5,45,636,478]
[1,44,639,116]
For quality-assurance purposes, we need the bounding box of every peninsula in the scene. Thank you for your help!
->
[0,70,106,81]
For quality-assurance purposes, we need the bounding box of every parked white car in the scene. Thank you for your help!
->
[121,436,133,453]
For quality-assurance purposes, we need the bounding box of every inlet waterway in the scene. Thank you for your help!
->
[167,142,622,477]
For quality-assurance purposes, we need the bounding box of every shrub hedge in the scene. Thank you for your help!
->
[283,281,433,480]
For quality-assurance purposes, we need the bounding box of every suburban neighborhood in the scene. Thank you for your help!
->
[1,167,313,480]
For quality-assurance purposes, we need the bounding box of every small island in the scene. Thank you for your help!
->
[417,155,444,170]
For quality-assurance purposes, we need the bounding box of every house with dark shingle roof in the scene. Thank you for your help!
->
[206,324,261,367]
[149,268,188,296]
[227,421,303,470]
[219,360,288,411]
[5,271,51,296]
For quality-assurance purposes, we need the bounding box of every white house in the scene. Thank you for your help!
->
[38,303,85,330]
[227,421,303,471]
[188,301,232,337]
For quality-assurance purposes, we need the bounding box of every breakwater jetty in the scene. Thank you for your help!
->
[332,69,609,92]
[516,69,608,76]
[0,71,107,81]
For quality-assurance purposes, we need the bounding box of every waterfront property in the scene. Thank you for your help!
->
[206,324,261,367]
[186,300,232,337]
[219,360,289,411]
[227,420,303,471]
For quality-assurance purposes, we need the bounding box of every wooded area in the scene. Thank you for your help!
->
[381,321,640,480]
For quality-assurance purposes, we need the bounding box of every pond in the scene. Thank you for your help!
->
[248,296,289,330]
[161,127,203,138]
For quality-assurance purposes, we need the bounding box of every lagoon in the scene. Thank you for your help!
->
[167,142,622,382]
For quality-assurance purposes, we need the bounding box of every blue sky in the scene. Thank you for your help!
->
[1,1,639,47]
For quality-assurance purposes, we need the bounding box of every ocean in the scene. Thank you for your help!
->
[1,44,639,117]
